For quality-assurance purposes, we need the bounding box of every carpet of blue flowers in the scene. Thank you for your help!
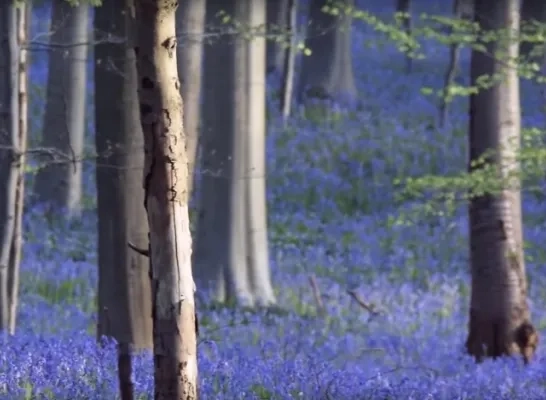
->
[3,2,546,399]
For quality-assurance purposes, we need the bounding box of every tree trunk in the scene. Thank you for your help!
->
[196,0,276,307]
[94,1,153,399]
[520,0,546,60]
[176,0,205,197]
[466,0,539,364]
[34,1,88,218]
[246,0,276,307]
[196,0,252,305]
[0,2,26,335]
[439,0,468,128]
[297,0,357,104]
[135,0,198,398]
[395,0,412,74]
[266,0,289,75]
[280,0,298,123]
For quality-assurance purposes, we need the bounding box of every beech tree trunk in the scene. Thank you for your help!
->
[466,0,539,364]
[176,0,205,196]
[298,0,357,103]
[0,1,27,335]
[34,1,88,217]
[135,0,198,398]
[94,1,153,399]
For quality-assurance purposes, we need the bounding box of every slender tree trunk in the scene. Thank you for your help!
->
[395,0,412,74]
[280,0,298,123]
[246,0,276,307]
[466,0,539,364]
[298,0,357,104]
[439,0,466,128]
[94,1,153,399]
[34,1,88,217]
[135,0,198,398]
[0,2,26,335]
[176,0,205,197]
[266,0,290,75]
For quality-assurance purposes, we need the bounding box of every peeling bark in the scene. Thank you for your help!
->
[135,0,198,398]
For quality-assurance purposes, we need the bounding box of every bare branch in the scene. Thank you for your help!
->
[127,242,149,257]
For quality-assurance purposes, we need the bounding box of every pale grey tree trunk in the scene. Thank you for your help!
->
[34,1,88,217]
[466,0,539,364]
[298,0,357,103]
[246,0,276,306]
[135,0,198,396]
[94,2,152,399]
[0,3,27,335]
[266,0,289,74]
[280,0,298,123]
[196,0,276,307]
[176,0,205,196]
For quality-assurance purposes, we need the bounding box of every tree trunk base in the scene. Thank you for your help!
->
[466,309,539,364]
[117,343,134,400]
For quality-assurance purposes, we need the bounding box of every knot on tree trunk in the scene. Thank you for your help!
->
[515,321,539,364]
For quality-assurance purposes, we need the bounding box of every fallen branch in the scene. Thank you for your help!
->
[127,242,149,257]
[347,289,379,316]
[308,274,325,314]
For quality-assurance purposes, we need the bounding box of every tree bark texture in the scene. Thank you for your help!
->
[466,0,539,364]
[0,2,26,335]
[135,0,198,398]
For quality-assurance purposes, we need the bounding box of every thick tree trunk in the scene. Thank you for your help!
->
[0,2,26,335]
[298,0,357,104]
[466,0,539,364]
[196,0,276,307]
[246,0,276,307]
[266,0,289,75]
[135,0,198,398]
[34,1,88,217]
[94,1,153,399]
[176,0,205,197]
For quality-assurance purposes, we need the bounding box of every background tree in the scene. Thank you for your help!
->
[195,0,276,307]
[135,0,198,398]
[438,0,473,127]
[395,0,412,73]
[176,0,206,196]
[280,0,298,122]
[94,1,153,399]
[0,1,27,335]
[34,1,88,218]
[298,0,357,103]
[266,0,289,75]
[465,0,539,364]
[520,0,546,60]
